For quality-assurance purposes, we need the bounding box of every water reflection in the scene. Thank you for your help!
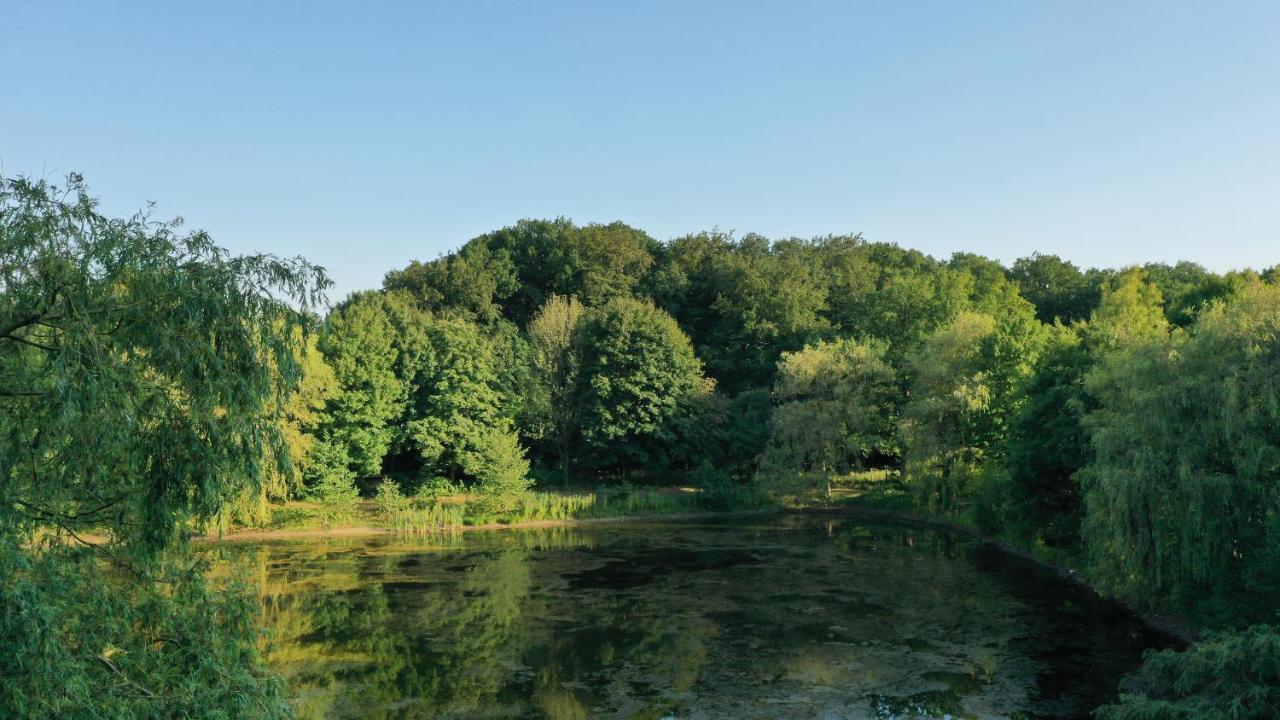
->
[210,517,1167,719]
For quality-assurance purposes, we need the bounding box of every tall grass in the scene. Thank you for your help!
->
[478,483,770,525]
[374,480,465,535]
[385,503,465,535]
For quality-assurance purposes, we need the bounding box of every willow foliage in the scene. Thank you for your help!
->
[762,338,897,495]
[1082,279,1280,621]
[0,174,326,717]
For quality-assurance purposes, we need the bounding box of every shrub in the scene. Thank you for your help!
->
[373,480,412,519]
[304,439,359,524]
[1095,626,1280,720]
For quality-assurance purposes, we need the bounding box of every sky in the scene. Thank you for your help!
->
[4,1,1278,302]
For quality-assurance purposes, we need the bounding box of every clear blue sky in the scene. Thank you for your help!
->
[5,1,1278,301]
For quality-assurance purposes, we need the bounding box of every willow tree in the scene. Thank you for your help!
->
[0,175,326,716]
[762,338,898,497]
[230,327,340,525]
[1082,279,1280,620]
[1001,269,1168,549]
[900,288,1046,514]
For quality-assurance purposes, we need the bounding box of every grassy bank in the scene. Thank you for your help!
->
[212,481,772,539]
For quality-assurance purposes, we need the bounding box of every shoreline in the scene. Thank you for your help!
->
[197,507,783,542]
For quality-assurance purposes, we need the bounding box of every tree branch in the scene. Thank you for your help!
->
[95,655,159,699]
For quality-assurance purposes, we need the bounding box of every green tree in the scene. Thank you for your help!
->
[230,327,341,525]
[404,317,512,482]
[0,174,323,717]
[900,290,1046,514]
[650,232,830,393]
[527,294,586,484]
[1084,267,1169,351]
[1009,252,1097,324]
[318,292,407,476]
[1001,325,1091,548]
[467,428,533,513]
[762,339,898,497]
[1001,268,1168,550]
[382,240,516,324]
[1142,260,1238,327]
[839,263,975,363]
[305,437,361,523]
[268,330,339,497]
[1082,279,1280,621]
[572,298,707,473]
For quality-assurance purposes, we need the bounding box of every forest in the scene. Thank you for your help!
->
[2,175,1278,718]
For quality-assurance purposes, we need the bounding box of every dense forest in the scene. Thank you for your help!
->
[3,176,1278,717]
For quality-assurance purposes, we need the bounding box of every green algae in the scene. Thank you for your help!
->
[211,516,1167,719]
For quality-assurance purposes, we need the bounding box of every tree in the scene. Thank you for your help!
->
[267,329,339,497]
[1009,253,1097,324]
[0,174,324,716]
[1084,267,1169,352]
[1000,269,1169,550]
[1142,260,1238,327]
[762,339,898,497]
[572,298,707,473]
[948,251,1008,297]
[232,327,341,524]
[1081,280,1280,621]
[318,292,407,476]
[837,262,975,363]
[382,241,516,324]
[1001,324,1090,548]
[304,437,360,523]
[404,317,513,482]
[649,232,830,393]
[526,294,586,484]
[466,428,533,513]
[899,291,1046,514]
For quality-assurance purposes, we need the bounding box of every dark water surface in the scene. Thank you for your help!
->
[217,516,1168,719]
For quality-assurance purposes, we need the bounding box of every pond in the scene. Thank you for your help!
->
[217,515,1170,719]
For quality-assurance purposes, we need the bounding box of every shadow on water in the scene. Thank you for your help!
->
[207,515,1170,719]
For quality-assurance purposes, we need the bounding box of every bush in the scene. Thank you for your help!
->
[304,439,359,524]
[373,480,412,519]
[415,475,461,500]
[467,429,533,515]
[691,462,737,510]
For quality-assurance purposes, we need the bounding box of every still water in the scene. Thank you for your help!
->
[219,516,1168,719]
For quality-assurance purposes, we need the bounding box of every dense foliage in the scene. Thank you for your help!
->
[0,175,325,717]
[4,172,1275,716]
[1095,625,1280,720]
[363,216,1276,716]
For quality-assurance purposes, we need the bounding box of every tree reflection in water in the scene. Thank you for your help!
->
[209,518,1168,719]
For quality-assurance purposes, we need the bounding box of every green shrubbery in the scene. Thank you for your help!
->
[1097,625,1280,720]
